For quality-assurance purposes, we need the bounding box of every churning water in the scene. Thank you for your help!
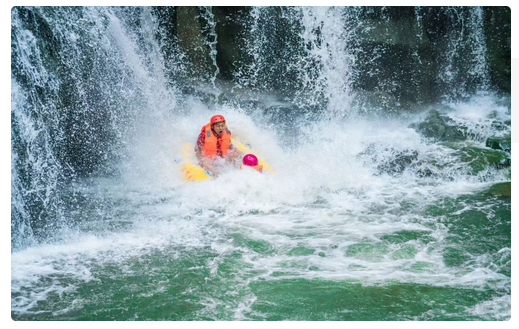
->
[11,7,511,320]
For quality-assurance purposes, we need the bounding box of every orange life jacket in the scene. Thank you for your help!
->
[240,164,263,173]
[201,123,231,158]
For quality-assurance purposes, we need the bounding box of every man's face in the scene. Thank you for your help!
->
[212,122,226,136]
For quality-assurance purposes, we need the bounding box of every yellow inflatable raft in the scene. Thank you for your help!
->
[180,138,274,181]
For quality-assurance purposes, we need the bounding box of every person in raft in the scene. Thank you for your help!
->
[195,114,244,176]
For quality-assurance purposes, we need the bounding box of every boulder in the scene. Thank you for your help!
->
[443,143,511,175]
[410,109,467,142]
[487,182,511,198]
[486,137,511,153]
[376,149,419,175]
[358,144,420,176]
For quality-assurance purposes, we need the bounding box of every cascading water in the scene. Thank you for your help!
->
[415,6,492,100]
[236,7,357,117]
[11,6,511,320]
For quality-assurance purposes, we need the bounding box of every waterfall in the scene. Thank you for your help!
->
[11,7,180,249]
[11,6,508,250]
[235,6,496,115]
[235,7,356,116]
[199,6,220,89]
[416,7,492,100]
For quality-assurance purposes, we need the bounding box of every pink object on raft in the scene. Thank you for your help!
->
[242,154,258,166]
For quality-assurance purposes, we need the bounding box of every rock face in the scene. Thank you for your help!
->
[155,6,510,111]
[176,7,212,78]
[483,7,511,96]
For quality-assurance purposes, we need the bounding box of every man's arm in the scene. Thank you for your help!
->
[195,131,205,164]
[195,144,203,164]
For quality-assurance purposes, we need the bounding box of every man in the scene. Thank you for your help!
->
[195,114,243,176]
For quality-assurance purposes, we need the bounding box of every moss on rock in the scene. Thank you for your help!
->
[487,182,511,198]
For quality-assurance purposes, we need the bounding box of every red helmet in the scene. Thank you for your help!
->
[210,115,225,124]
[243,154,258,167]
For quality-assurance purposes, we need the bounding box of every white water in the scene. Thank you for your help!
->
[11,95,511,316]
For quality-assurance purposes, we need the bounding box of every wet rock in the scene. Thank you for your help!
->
[358,144,420,176]
[376,149,419,175]
[487,182,511,198]
[176,7,213,78]
[486,137,511,153]
[212,7,251,81]
[490,120,510,132]
[409,110,467,142]
[358,16,431,48]
[443,143,511,175]
[484,7,511,95]
[415,167,439,178]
